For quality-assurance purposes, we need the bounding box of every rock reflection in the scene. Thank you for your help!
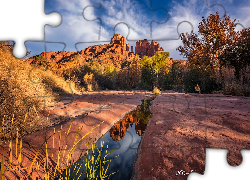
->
[109,98,153,141]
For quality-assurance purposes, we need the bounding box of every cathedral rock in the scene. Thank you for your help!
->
[135,39,164,58]
[27,35,167,67]
[28,34,136,65]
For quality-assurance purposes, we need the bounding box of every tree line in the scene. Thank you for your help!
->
[26,11,250,96]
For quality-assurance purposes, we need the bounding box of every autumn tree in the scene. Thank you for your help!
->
[130,55,141,88]
[177,11,240,77]
[118,55,141,89]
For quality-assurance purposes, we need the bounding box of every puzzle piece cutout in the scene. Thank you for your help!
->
[0,0,61,59]
[188,148,250,179]
[44,0,104,52]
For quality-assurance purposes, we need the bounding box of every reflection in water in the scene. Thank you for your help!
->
[109,98,152,141]
[57,97,154,180]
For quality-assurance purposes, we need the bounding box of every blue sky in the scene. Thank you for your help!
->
[25,0,250,60]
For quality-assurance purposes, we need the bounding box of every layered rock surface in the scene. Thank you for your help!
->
[0,90,154,179]
[131,92,250,179]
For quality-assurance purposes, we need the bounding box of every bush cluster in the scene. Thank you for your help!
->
[0,43,81,141]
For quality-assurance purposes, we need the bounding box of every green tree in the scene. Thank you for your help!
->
[139,55,154,90]
[183,65,202,93]
[219,27,250,81]
[104,64,118,89]
[152,52,170,87]
[139,52,170,89]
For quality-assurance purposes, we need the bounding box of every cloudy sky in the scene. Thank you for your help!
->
[25,0,250,60]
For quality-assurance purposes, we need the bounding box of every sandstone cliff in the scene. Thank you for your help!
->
[27,34,187,74]
[28,35,168,66]
[135,39,164,58]
[28,34,137,67]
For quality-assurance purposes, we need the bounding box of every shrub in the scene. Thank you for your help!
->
[183,67,201,93]
[183,66,221,94]
[195,84,200,93]
[159,73,173,90]
[153,87,161,95]
[243,85,250,97]
[223,80,250,96]
[83,73,93,91]
[0,44,80,141]
[200,75,221,94]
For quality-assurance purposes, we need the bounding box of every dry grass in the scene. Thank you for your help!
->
[0,45,81,142]
[0,113,105,179]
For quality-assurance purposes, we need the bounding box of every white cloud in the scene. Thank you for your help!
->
[148,0,204,59]
[43,0,205,58]
[54,0,88,14]
[236,6,250,29]
[45,0,110,52]
[101,0,151,39]
[30,0,250,59]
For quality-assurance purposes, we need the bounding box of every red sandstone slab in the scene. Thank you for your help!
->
[131,93,250,180]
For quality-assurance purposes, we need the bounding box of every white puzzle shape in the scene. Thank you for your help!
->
[188,148,250,180]
[0,0,61,58]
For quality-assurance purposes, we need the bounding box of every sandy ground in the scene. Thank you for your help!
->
[131,91,250,180]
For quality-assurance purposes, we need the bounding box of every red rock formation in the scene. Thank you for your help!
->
[28,35,172,70]
[135,39,164,58]
[170,58,187,66]
[28,34,137,66]
[28,51,78,64]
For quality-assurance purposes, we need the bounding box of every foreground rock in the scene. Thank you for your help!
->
[0,90,154,180]
[132,91,250,180]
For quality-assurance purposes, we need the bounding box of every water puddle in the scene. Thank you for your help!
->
[57,97,154,180]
